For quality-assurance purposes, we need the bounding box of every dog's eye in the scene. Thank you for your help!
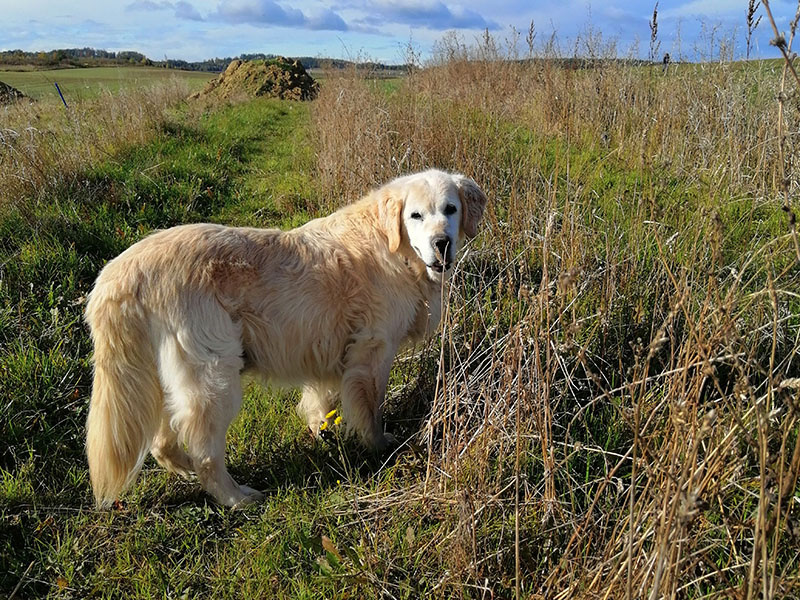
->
[444,204,457,216]
[410,212,423,220]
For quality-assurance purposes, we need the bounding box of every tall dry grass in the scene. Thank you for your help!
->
[0,79,190,208]
[312,30,800,598]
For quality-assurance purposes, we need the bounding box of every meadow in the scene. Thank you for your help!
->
[1,31,800,599]
[0,66,213,100]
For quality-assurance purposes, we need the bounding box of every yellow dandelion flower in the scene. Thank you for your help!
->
[319,420,328,431]
[334,416,342,426]
[325,408,338,419]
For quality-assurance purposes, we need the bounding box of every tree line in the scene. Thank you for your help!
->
[0,48,406,73]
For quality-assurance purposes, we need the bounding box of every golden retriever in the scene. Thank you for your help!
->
[85,169,487,507]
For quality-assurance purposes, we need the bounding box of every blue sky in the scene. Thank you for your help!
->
[1,1,799,64]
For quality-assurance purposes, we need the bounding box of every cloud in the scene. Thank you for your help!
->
[215,1,304,25]
[125,0,174,11]
[353,0,499,31]
[175,1,203,21]
[212,0,349,30]
[307,8,348,31]
[126,0,203,21]
[659,0,743,20]
[346,21,384,35]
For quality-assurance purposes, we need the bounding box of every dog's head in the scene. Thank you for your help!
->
[378,169,487,281]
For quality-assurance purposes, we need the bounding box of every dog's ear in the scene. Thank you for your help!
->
[454,174,487,239]
[377,188,403,252]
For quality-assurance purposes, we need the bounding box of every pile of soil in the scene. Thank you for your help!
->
[0,80,30,105]
[190,57,318,102]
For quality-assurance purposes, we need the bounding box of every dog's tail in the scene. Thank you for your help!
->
[85,283,161,508]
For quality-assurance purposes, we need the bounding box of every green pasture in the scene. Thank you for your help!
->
[0,66,213,100]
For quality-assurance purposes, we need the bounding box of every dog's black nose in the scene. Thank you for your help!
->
[433,236,450,260]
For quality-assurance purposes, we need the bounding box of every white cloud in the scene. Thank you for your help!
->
[660,0,753,19]
[212,0,348,31]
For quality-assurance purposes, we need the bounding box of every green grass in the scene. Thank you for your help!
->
[0,66,213,100]
[1,94,508,599]
[0,96,335,598]
[3,53,800,597]
[0,92,541,598]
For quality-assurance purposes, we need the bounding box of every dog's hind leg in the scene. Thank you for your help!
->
[151,411,193,479]
[168,356,263,507]
[158,318,263,507]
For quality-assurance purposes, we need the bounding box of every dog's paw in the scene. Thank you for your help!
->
[232,486,264,508]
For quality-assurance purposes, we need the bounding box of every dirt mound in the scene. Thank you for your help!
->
[0,80,30,105]
[190,57,318,102]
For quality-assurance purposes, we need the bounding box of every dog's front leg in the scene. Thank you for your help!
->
[340,337,397,451]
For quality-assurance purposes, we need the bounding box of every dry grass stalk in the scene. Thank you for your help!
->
[747,1,763,60]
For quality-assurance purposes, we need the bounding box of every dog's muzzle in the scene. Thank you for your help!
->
[430,236,451,272]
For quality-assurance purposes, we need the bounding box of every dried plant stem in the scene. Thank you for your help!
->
[762,0,800,262]
[514,326,522,600]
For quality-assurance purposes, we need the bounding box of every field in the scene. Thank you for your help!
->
[2,34,800,599]
[0,66,213,100]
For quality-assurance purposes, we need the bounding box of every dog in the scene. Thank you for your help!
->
[85,169,487,507]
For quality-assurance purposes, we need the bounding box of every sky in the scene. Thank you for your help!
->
[2,1,800,64]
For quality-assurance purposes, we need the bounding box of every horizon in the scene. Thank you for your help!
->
[2,1,800,65]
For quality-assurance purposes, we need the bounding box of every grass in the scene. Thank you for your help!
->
[0,94,356,598]
[2,27,800,599]
[0,66,213,100]
[1,89,463,598]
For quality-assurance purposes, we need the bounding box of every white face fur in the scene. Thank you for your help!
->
[401,174,463,281]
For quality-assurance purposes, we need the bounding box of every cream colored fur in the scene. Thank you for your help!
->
[85,169,487,507]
